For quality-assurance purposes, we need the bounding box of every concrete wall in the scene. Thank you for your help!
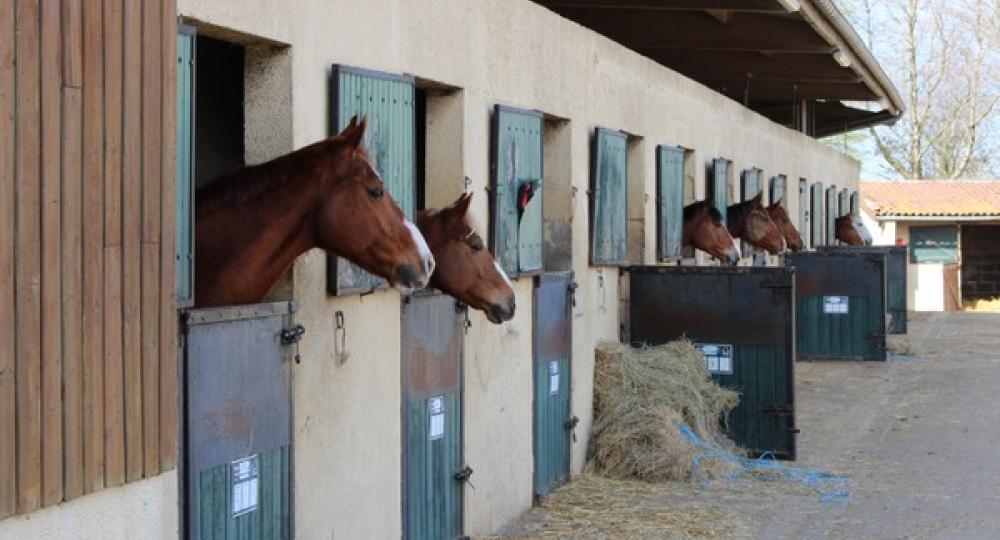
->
[868,219,956,312]
[0,472,177,540]
[176,1,861,537]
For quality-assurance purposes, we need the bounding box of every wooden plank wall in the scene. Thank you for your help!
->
[0,0,178,519]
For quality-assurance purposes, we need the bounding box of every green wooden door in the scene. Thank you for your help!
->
[769,175,786,206]
[176,28,195,307]
[403,293,464,540]
[838,188,849,218]
[491,106,543,276]
[711,158,729,225]
[740,168,761,259]
[826,186,838,244]
[327,66,416,295]
[657,146,684,261]
[788,252,887,361]
[591,129,628,265]
[810,182,824,247]
[533,272,573,498]
[850,191,859,216]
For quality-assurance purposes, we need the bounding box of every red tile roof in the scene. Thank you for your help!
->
[861,180,1000,218]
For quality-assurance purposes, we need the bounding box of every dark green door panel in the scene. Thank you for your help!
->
[810,182,824,247]
[820,246,907,335]
[327,65,416,295]
[710,158,729,226]
[656,146,684,260]
[591,129,628,265]
[176,28,196,307]
[769,175,786,206]
[491,106,544,275]
[533,272,573,497]
[627,267,797,460]
[825,186,838,244]
[787,252,887,361]
[403,293,464,540]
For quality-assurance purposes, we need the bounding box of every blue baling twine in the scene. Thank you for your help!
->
[676,421,852,503]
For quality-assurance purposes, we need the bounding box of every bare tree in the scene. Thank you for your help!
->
[836,0,1000,178]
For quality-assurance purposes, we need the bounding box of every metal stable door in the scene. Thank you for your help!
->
[184,302,298,539]
[402,292,465,540]
[628,267,797,460]
[819,246,907,334]
[787,252,887,360]
[533,273,574,498]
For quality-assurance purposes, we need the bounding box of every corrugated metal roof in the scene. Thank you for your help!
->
[861,180,1000,217]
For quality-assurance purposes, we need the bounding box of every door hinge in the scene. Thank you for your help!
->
[281,324,306,364]
[760,404,794,417]
[454,465,475,490]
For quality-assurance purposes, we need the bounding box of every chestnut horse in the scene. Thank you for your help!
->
[195,116,435,307]
[835,213,873,246]
[766,198,804,252]
[726,193,786,255]
[683,200,740,265]
[416,192,516,324]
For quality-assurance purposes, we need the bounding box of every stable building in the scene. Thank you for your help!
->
[861,180,1000,312]
[1,1,901,539]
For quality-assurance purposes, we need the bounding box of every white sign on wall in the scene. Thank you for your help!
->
[824,295,849,314]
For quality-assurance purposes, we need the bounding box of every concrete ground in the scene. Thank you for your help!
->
[499,312,1000,539]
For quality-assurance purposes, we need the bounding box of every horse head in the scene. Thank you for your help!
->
[683,199,740,265]
[315,116,435,293]
[766,197,803,252]
[835,213,872,246]
[727,192,785,254]
[416,192,516,324]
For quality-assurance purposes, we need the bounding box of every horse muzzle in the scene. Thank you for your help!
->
[486,296,516,324]
[393,262,432,294]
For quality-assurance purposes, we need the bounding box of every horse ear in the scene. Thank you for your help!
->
[341,116,367,149]
[753,192,764,205]
[443,192,473,222]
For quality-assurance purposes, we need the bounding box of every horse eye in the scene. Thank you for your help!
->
[469,240,483,252]
[367,187,384,199]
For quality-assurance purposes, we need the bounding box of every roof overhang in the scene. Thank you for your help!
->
[532,0,904,136]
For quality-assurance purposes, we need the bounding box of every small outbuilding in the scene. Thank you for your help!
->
[861,180,1000,311]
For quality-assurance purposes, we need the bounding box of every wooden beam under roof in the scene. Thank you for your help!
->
[535,0,786,11]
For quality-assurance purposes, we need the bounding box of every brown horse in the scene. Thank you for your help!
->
[416,193,516,324]
[766,197,804,252]
[195,116,435,307]
[727,193,786,254]
[683,199,740,265]
[835,213,873,246]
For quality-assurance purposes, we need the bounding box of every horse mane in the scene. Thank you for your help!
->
[195,139,334,217]
[684,199,724,224]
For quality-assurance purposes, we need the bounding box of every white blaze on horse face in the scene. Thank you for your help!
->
[853,215,873,245]
[493,260,514,290]
[404,218,435,278]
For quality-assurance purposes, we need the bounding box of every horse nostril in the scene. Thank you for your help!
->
[396,264,419,287]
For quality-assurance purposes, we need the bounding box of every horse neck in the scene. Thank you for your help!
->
[727,204,748,236]
[197,158,323,305]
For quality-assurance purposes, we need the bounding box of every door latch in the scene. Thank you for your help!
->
[567,281,579,307]
[280,324,306,364]
[454,465,475,490]
[564,415,580,442]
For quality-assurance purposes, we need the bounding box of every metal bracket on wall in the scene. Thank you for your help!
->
[335,311,350,364]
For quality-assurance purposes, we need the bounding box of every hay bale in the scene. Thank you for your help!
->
[587,340,740,482]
